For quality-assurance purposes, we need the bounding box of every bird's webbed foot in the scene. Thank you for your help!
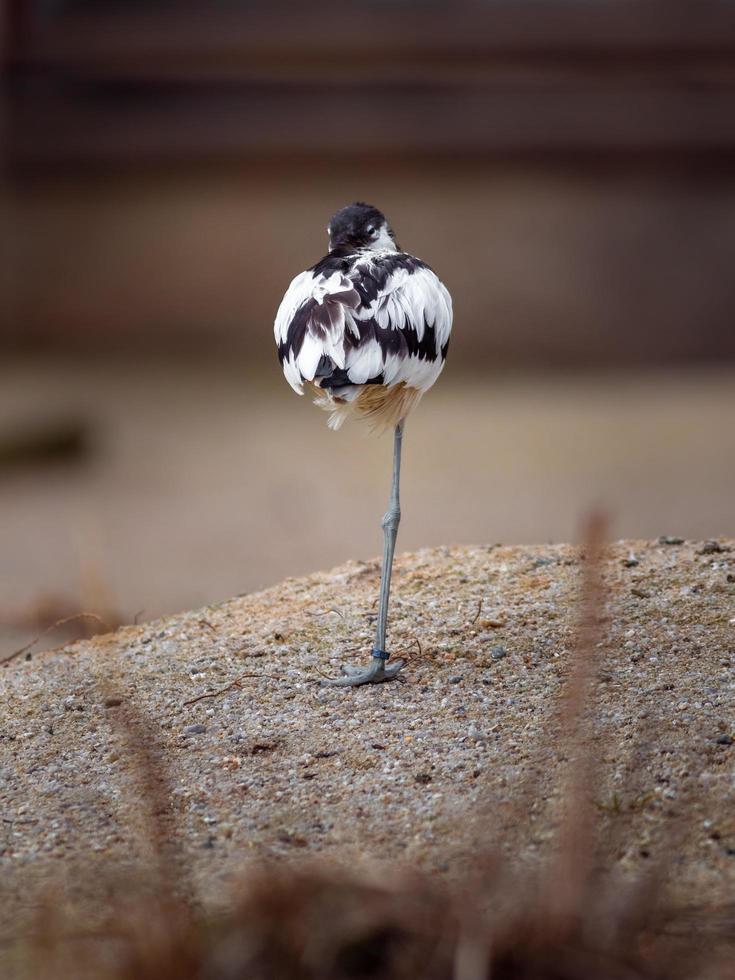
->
[319,654,406,687]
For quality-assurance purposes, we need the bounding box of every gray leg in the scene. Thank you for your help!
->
[322,421,407,687]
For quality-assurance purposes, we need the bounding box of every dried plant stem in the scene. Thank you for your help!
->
[0,612,111,666]
[183,671,290,706]
[548,509,608,926]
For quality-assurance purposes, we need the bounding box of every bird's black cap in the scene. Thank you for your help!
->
[328,202,389,250]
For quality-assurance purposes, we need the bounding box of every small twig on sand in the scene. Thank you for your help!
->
[307,607,346,621]
[183,671,289,706]
[470,597,484,625]
[449,597,486,634]
[391,634,423,667]
[0,612,111,666]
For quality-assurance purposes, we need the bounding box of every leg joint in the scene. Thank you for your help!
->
[381,507,401,531]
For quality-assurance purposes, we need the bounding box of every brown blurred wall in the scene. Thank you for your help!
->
[3,1,735,367]
[4,166,735,367]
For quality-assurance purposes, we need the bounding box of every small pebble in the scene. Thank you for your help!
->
[183,723,207,735]
[715,734,733,746]
[659,536,684,546]
[491,645,507,660]
[449,675,463,684]
[699,540,723,555]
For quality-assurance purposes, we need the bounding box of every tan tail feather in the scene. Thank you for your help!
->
[310,382,422,433]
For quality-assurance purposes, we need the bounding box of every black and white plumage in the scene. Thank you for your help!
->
[274,202,452,431]
[273,203,452,686]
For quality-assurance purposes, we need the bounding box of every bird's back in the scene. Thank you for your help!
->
[275,245,452,431]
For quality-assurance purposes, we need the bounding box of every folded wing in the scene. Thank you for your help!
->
[341,263,453,394]
[274,270,361,395]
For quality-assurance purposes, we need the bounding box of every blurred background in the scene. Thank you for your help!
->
[2,0,735,654]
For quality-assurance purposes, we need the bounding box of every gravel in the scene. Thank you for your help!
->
[1,539,734,934]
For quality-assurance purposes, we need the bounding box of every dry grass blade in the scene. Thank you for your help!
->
[100,698,195,909]
[545,510,608,927]
[0,612,111,666]
[183,671,291,705]
[470,598,484,626]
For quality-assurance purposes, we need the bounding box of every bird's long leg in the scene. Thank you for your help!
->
[321,421,407,687]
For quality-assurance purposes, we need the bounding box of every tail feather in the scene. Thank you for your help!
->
[310,382,421,433]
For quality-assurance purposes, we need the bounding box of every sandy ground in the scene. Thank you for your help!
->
[1,538,734,938]
[1,361,734,660]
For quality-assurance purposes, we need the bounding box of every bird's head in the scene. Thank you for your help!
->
[327,202,398,253]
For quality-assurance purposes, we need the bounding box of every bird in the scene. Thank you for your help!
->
[274,202,452,686]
